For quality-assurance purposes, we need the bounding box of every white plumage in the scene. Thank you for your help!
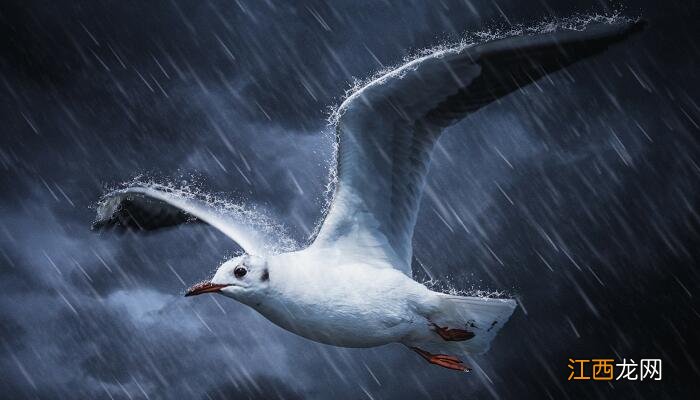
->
[94,20,644,371]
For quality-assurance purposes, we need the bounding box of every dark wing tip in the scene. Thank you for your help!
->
[90,190,200,233]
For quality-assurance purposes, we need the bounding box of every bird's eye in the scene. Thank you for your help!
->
[234,266,247,278]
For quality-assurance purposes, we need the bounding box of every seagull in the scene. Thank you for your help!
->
[94,20,644,372]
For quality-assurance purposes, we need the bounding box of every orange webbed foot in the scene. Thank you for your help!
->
[430,322,475,341]
[410,347,472,372]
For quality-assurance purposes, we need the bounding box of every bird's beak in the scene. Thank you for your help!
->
[185,281,230,297]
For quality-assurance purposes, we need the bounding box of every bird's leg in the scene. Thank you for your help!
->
[410,347,472,372]
[430,322,475,341]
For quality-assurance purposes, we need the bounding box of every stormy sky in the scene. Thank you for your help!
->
[1,0,699,399]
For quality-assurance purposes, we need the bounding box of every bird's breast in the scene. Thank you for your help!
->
[254,265,426,348]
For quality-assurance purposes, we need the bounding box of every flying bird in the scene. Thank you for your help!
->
[94,20,644,372]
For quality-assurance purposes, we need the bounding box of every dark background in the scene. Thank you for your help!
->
[1,1,699,399]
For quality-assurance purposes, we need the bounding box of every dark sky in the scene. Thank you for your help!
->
[1,1,699,399]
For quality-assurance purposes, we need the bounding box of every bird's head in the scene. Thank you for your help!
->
[185,254,270,302]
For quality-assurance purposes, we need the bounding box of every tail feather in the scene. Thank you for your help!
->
[408,294,517,355]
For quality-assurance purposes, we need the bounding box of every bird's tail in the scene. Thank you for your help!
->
[407,294,517,355]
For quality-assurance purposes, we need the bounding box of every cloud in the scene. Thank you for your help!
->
[203,375,303,400]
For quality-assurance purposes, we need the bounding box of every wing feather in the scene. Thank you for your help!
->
[93,186,282,255]
[311,20,645,274]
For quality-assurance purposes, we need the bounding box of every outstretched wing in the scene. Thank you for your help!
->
[311,20,645,274]
[93,186,278,255]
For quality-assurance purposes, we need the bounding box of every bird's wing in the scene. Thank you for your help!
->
[311,20,645,274]
[93,186,281,255]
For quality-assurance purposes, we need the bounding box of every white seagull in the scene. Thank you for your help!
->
[94,20,644,372]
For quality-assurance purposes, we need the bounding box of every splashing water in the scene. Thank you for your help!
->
[422,278,513,298]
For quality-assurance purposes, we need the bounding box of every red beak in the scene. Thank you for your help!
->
[185,281,230,297]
